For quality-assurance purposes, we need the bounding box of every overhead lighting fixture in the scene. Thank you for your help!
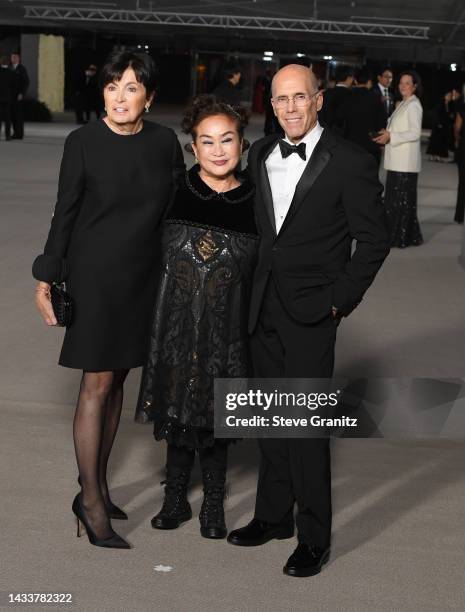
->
[296,53,305,58]
[324,55,333,60]
[451,63,457,72]
[264,51,274,56]
[263,56,273,62]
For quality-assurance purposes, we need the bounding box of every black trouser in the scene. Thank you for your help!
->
[251,278,336,550]
[11,99,24,139]
[166,441,228,473]
[0,102,12,139]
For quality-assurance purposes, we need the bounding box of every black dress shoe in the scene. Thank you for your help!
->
[227,518,294,546]
[283,543,330,577]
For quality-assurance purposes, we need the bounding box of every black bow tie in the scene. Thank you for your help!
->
[278,139,306,161]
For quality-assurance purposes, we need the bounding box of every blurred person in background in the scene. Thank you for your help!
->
[374,70,424,247]
[427,90,457,162]
[82,64,101,122]
[453,91,465,223]
[9,51,29,139]
[212,63,242,106]
[0,55,14,141]
[373,67,394,124]
[10,53,29,140]
[338,68,386,164]
[318,64,354,134]
[74,64,102,124]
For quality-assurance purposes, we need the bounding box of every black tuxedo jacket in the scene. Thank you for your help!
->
[247,128,390,333]
[338,87,386,157]
[0,67,15,103]
[372,84,393,123]
[318,86,352,134]
[10,64,29,97]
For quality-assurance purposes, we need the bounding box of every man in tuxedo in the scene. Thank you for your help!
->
[9,52,29,140]
[373,67,394,125]
[339,69,386,164]
[318,64,354,134]
[227,65,390,577]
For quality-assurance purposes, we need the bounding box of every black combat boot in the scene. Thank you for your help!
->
[199,470,227,539]
[151,467,192,530]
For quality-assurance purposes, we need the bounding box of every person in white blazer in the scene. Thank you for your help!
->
[373,71,424,247]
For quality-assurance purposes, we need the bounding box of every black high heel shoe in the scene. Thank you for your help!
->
[77,476,128,520]
[72,494,130,549]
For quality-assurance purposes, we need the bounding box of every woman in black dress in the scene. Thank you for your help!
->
[135,96,258,539]
[33,52,184,549]
[427,91,456,162]
[454,101,465,224]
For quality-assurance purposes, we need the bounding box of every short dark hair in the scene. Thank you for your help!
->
[399,70,423,98]
[223,63,241,80]
[336,64,355,83]
[356,68,373,85]
[100,51,157,97]
[378,66,393,77]
[181,94,249,152]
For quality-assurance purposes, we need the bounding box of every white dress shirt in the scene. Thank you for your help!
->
[266,122,324,233]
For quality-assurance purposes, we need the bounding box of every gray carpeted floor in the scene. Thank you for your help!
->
[1,112,464,612]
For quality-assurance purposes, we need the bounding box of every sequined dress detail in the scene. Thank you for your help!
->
[135,167,258,449]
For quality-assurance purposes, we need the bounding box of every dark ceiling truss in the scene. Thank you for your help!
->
[23,6,430,40]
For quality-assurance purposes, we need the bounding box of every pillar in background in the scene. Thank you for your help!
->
[20,34,40,99]
[38,34,65,112]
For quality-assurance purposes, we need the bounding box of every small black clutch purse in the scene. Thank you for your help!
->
[50,282,73,327]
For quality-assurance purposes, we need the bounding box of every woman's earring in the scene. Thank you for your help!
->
[145,104,150,113]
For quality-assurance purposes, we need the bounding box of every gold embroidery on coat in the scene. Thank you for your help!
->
[195,231,219,261]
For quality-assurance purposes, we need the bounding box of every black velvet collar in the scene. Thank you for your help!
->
[185,164,254,203]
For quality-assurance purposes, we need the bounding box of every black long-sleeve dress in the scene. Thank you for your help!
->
[135,166,258,449]
[427,99,454,159]
[455,104,465,224]
[32,119,185,370]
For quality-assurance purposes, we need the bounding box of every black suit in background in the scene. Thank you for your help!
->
[212,80,242,106]
[247,128,390,549]
[372,83,394,127]
[0,67,15,140]
[318,85,352,135]
[9,63,29,139]
[338,87,386,163]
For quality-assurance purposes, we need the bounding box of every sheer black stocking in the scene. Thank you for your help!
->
[98,369,129,507]
[73,370,127,539]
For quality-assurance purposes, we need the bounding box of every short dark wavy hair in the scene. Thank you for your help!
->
[181,94,250,152]
[100,51,157,97]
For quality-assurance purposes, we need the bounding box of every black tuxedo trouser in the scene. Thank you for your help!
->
[251,278,335,550]
[12,100,24,139]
